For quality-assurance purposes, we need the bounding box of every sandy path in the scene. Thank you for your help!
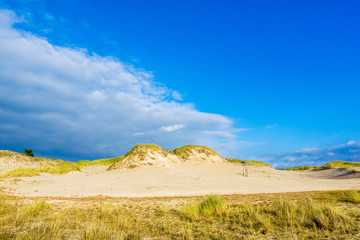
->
[1,162,359,198]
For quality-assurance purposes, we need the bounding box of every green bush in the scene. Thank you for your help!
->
[24,149,34,157]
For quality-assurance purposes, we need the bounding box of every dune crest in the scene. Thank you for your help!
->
[107,144,227,170]
[170,145,227,163]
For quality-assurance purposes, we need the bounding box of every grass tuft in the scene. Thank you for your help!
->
[180,195,229,220]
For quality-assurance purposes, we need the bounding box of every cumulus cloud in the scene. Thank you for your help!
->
[0,9,238,160]
[262,141,360,168]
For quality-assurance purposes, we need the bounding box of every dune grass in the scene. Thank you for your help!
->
[1,156,124,178]
[75,156,124,167]
[125,144,164,157]
[225,158,272,167]
[321,160,360,169]
[0,164,81,178]
[316,190,360,204]
[170,145,219,155]
[279,160,360,171]
[0,190,359,239]
[180,195,229,220]
[278,165,321,171]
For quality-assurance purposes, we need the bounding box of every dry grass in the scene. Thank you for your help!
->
[75,156,124,167]
[0,190,359,239]
[124,144,164,158]
[279,160,360,171]
[1,156,124,178]
[170,145,219,156]
[0,164,81,178]
[225,158,272,167]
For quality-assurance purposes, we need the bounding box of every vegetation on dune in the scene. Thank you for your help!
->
[75,156,124,167]
[0,164,81,178]
[1,155,124,178]
[321,160,360,169]
[225,158,272,167]
[279,165,321,171]
[279,160,360,171]
[0,190,359,239]
[0,151,15,158]
[124,144,164,157]
[107,144,167,170]
[170,145,219,156]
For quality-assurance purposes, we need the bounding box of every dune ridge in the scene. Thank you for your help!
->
[107,144,228,170]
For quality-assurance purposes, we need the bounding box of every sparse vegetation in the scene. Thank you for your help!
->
[1,155,124,178]
[278,165,321,171]
[226,158,272,167]
[125,144,164,158]
[0,164,81,178]
[0,190,359,239]
[321,160,360,169]
[170,145,219,156]
[75,156,124,167]
[279,160,360,171]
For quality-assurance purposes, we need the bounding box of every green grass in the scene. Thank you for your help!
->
[278,165,321,171]
[279,160,360,171]
[170,145,219,155]
[316,190,360,204]
[225,158,272,167]
[321,160,360,169]
[75,156,124,167]
[1,156,124,178]
[180,195,229,220]
[1,190,358,239]
[0,164,81,178]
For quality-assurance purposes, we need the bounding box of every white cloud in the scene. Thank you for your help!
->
[0,9,238,159]
[161,124,185,132]
[347,140,356,145]
[262,141,360,168]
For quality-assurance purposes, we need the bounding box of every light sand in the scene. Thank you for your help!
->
[1,161,359,198]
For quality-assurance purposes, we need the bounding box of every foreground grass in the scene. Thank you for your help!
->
[0,190,359,239]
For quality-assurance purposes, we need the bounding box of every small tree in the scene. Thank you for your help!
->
[24,149,34,157]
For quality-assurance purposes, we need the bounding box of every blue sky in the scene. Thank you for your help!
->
[0,0,359,167]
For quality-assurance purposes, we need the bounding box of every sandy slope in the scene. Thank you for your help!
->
[1,161,359,198]
[0,150,43,174]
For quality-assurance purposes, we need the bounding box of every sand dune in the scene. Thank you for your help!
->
[1,161,359,198]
